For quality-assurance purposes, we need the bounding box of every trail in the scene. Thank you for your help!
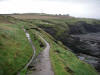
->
[18,29,36,75]
[27,35,54,75]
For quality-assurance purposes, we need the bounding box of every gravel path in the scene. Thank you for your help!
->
[27,36,54,75]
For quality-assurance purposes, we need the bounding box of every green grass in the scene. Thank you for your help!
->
[20,68,27,75]
[0,16,34,75]
[28,29,45,56]
[0,16,46,75]
[50,42,98,75]
[19,22,45,75]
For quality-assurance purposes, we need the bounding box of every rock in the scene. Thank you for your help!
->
[77,53,100,72]
[71,32,100,58]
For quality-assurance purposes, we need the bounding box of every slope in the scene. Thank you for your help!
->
[26,24,98,75]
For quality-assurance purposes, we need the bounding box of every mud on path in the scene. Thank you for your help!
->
[27,36,54,75]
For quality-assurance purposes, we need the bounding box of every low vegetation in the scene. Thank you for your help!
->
[0,15,99,75]
[28,29,45,56]
[0,16,33,75]
[0,16,45,75]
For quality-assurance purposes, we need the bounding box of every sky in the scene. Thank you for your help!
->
[0,0,100,19]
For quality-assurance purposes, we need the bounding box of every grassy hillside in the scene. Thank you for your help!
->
[0,16,33,75]
[0,16,45,75]
[28,29,45,56]
[0,15,99,75]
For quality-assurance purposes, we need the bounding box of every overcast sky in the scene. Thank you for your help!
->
[0,0,100,19]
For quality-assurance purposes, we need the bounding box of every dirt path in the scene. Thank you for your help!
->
[27,36,54,75]
[17,29,36,75]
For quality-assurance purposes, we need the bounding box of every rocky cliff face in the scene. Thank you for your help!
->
[64,21,100,72]
[68,21,100,34]
[70,33,100,57]
[71,33,100,72]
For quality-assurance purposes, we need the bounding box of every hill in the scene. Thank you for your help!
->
[0,14,99,75]
[8,13,72,19]
[0,15,44,75]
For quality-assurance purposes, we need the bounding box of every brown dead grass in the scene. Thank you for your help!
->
[0,25,16,31]
[10,14,72,20]
[0,16,12,24]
